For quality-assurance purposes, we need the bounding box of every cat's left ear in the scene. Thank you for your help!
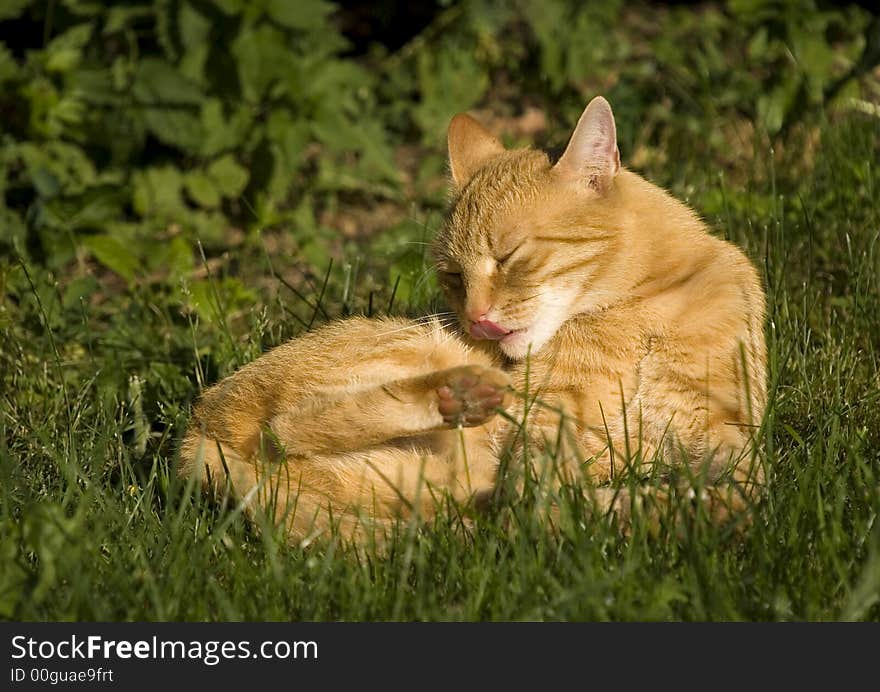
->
[554,96,620,193]
[447,113,506,190]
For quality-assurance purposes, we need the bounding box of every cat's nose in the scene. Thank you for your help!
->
[465,304,491,323]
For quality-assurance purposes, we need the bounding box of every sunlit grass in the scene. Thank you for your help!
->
[2,109,878,622]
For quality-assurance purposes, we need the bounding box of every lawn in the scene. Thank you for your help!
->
[1,1,879,621]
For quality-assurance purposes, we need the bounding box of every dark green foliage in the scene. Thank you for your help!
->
[1,1,879,621]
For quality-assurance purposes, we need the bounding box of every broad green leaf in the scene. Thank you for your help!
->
[45,48,83,73]
[110,55,129,90]
[61,275,98,309]
[0,0,31,21]
[0,43,19,83]
[0,208,27,250]
[351,119,399,183]
[266,109,310,168]
[179,3,212,85]
[28,167,62,198]
[41,187,125,231]
[44,23,93,73]
[103,5,152,35]
[21,78,61,137]
[185,277,256,325]
[142,107,204,153]
[35,216,78,266]
[60,0,103,16]
[51,94,86,129]
[16,141,97,196]
[164,235,195,277]
[747,26,769,60]
[208,155,249,197]
[200,99,234,157]
[790,23,835,101]
[257,146,295,212]
[264,0,333,31]
[757,80,799,135]
[186,209,229,243]
[413,48,488,143]
[291,195,317,236]
[132,58,204,105]
[210,0,244,14]
[185,170,222,208]
[231,24,292,102]
[199,100,254,157]
[312,116,399,187]
[82,234,140,282]
[88,108,147,166]
[132,166,185,218]
[155,0,177,61]
[291,57,369,108]
[68,68,122,106]
[727,0,775,23]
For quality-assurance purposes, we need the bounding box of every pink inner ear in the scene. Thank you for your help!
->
[555,96,619,185]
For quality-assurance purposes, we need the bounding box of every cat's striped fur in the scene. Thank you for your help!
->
[179,97,766,543]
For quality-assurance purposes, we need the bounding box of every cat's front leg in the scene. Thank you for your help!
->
[266,364,512,458]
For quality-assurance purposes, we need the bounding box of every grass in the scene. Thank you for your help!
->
[3,88,880,622]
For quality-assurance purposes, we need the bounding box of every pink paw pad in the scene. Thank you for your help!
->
[436,366,510,427]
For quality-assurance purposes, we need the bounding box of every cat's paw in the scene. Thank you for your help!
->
[436,365,512,427]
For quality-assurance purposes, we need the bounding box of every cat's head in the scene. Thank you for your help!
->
[433,96,625,360]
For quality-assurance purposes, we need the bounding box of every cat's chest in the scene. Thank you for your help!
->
[508,314,654,400]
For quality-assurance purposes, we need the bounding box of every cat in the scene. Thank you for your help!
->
[179,316,513,544]
[178,95,767,545]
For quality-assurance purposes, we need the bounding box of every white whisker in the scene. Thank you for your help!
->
[368,313,460,340]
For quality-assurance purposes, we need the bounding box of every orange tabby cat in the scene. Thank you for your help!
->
[178,96,766,543]
[439,97,766,517]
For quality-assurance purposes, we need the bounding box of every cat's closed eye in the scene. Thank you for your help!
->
[495,244,521,268]
[442,272,463,288]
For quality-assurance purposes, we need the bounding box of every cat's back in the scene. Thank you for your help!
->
[618,171,768,420]
[610,170,764,337]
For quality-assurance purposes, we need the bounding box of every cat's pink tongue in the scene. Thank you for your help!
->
[470,320,511,340]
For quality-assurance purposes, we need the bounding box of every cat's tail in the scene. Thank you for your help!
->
[177,432,424,550]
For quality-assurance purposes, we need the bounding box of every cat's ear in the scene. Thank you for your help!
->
[554,96,620,193]
[447,113,506,189]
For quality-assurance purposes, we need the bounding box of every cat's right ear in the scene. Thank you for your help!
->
[554,96,620,194]
[447,114,505,190]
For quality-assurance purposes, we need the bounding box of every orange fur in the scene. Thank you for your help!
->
[178,96,767,544]
[435,96,766,523]
[179,317,512,545]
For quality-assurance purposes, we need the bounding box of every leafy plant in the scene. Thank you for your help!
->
[1,0,879,622]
